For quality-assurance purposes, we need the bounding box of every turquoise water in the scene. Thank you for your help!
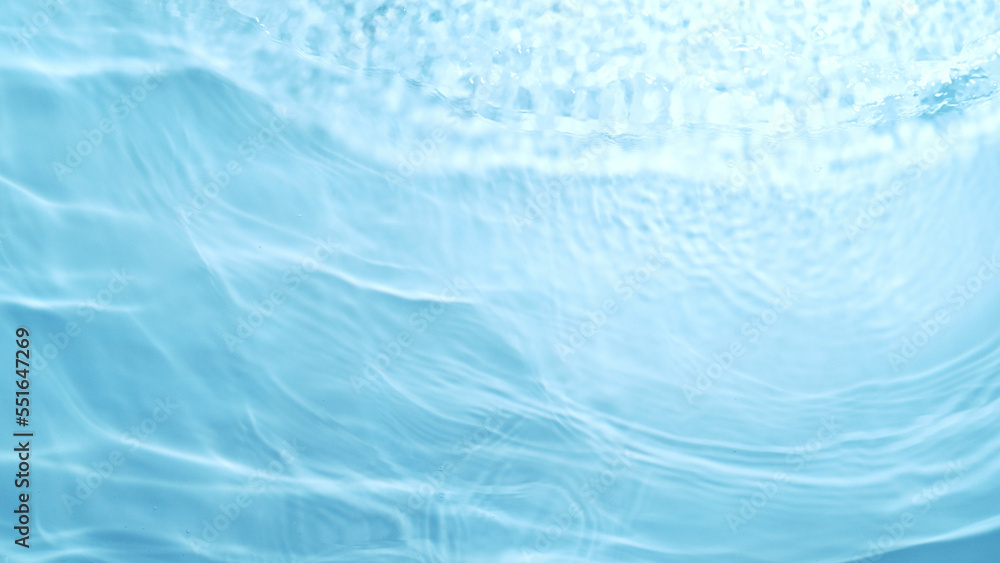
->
[2,0,1000,561]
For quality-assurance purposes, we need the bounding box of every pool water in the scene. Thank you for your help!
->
[2,0,1000,561]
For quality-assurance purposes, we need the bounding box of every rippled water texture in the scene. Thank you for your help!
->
[2,0,1000,561]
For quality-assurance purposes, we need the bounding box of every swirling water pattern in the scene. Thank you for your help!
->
[1,0,1000,561]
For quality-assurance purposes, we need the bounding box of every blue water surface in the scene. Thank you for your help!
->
[2,0,1000,561]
